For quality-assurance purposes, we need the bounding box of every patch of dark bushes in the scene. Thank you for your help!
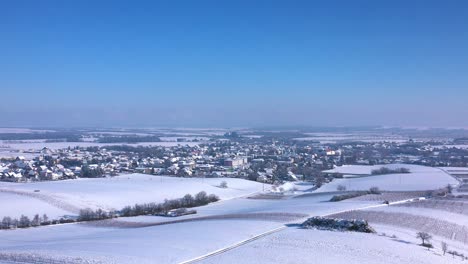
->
[302,216,375,233]
[119,191,219,217]
[330,187,381,202]
[371,167,410,175]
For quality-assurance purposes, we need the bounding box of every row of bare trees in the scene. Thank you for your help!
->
[1,214,49,229]
[416,232,466,260]
[1,191,220,230]
[119,191,219,217]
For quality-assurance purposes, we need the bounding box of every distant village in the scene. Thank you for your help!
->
[1,131,468,185]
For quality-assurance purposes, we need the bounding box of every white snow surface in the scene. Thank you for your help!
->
[0,175,268,215]
[0,192,377,264]
[0,184,462,264]
[366,206,468,227]
[318,164,457,192]
[200,228,459,264]
[324,164,430,175]
[0,220,282,264]
[0,192,70,219]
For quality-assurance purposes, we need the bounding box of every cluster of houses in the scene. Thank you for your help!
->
[0,139,339,183]
[1,136,467,183]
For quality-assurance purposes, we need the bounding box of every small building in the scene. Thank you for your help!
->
[224,157,248,167]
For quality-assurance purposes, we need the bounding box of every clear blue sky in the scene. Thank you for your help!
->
[1,0,467,128]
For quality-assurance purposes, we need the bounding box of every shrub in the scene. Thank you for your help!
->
[330,191,367,202]
[302,217,375,233]
[336,185,346,191]
[118,192,219,217]
[441,242,448,255]
[219,181,228,188]
[371,167,410,175]
[369,186,381,194]
[421,243,433,249]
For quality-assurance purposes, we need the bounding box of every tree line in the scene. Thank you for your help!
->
[371,167,410,175]
[82,191,220,219]
[119,191,219,217]
[1,191,220,230]
[1,214,50,229]
[97,136,162,143]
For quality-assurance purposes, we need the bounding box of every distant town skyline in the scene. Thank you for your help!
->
[1,1,467,127]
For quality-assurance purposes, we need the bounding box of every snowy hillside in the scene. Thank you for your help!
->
[318,164,458,192]
[201,228,458,264]
[0,174,267,218]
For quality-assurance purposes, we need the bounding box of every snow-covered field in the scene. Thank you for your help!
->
[0,220,283,264]
[324,164,434,175]
[0,192,377,264]
[437,144,468,150]
[0,192,70,219]
[0,164,465,264]
[200,228,458,264]
[0,175,268,218]
[438,167,468,175]
[366,205,468,227]
[318,164,458,192]
[293,132,408,143]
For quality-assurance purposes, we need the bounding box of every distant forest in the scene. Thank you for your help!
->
[0,132,82,142]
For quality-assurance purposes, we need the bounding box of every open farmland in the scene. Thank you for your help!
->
[317,164,458,192]
[0,174,268,218]
[199,228,458,264]
[0,192,71,219]
[0,169,462,263]
[347,191,427,202]
[395,198,468,216]
[330,209,468,243]
[0,192,379,264]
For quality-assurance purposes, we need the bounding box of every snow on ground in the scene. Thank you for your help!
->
[200,227,459,264]
[0,192,379,264]
[373,223,468,259]
[0,175,268,215]
[437,145,468,150]
[366,205,468,227]
[0,186,455,264]
[438,167,468,175]
[0,219,282,264]
[324,164,435,175]
[111,192,375,226]
[0,150,38,159]
[0,192,70,219]
[293,132,408,143]
[159,136,210,141]
[317,164,457,192]
[241,135,263,139]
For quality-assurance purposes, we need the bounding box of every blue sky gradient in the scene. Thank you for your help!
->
[1,0,467,127]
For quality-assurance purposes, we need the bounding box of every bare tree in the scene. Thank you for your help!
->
[1,217,12,229]
[32,214,40,226]
[416,232,432,245]
[18,215,31,228]
[42,214,49,223]
[441,242,448,255]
